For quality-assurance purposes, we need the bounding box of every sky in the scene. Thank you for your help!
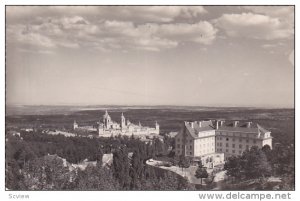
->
[6,6,294,108]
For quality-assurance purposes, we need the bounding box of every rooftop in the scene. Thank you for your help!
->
[183,120,270,139]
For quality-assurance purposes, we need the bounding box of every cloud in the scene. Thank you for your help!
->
[6,6,213,53]
[7,13,217,52]
[245,6,293,19]
[215,12,293,40]
[9,25,56,48]
[6,6,207,23]
[148,21,217,45]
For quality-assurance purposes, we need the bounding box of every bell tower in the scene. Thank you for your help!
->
[103,110,111,129]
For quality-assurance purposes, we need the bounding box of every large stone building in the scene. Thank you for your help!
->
[174,120,272,167]
[73,110,159,137]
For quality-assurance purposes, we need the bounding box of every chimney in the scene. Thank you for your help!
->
[199,121,202,127]
[190,122,194,128]
[247,122,252,128]
[216,120,219,129]
[234,121,239,127]
[220,120,225,126]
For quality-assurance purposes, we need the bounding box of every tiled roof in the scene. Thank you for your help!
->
[182,120,270,139]
[184,121,215,139]
[217,126,258,133]
[217,123,270,134]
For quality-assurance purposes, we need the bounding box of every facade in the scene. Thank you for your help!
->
[175,120,272,166]
[73,110,159,137]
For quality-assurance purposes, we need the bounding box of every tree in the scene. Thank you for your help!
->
[177,176,194,190]
[75,163,119,190]
[242,146,272,179]
[112,147,131,189]
[178,155,190,173]
[195,160,208,185]
[224,156,242,179]
[224,146,272,181]
[22,155,71,190]
[130,150,144,189]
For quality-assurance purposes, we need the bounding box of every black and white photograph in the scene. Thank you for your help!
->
[5,4,294,193]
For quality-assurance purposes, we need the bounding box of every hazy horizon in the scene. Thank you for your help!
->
[6,6,294,108]
[6,103,294,109]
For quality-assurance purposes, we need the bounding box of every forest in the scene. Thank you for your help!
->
[6,131,193,190]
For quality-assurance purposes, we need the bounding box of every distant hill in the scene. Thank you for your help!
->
[5,104,293,116]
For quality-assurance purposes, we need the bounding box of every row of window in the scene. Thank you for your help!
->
[217,132,252,138]
[216,148,243,154]
[216,143,247,149]
[176,143,214,148]
[216,137,257,144]
[178,137,258,144]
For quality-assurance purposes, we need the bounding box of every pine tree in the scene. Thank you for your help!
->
[195,160,208,185]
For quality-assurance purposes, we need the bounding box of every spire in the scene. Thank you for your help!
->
[103,110,110,118]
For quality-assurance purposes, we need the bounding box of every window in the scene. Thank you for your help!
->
[226,138,229,141]
[253,140,256,144]
[232,138,236,142]
[246,139,249,143]
[190,152,192,155]
[177,138,180,142]
[190,145,192,149]
[177,144,180,148]
[232,144,235,148]
[232,150,235,153]
[220,142,222,146]
[220,148,223,152]
[239,144,242,149]
[226,149,228,153]
[182,145,184,148]
[190,140,192,143]
[239,138,242,142]
[226,143,229,147]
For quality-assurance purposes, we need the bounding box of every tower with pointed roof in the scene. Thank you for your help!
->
[103,110,112,129]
